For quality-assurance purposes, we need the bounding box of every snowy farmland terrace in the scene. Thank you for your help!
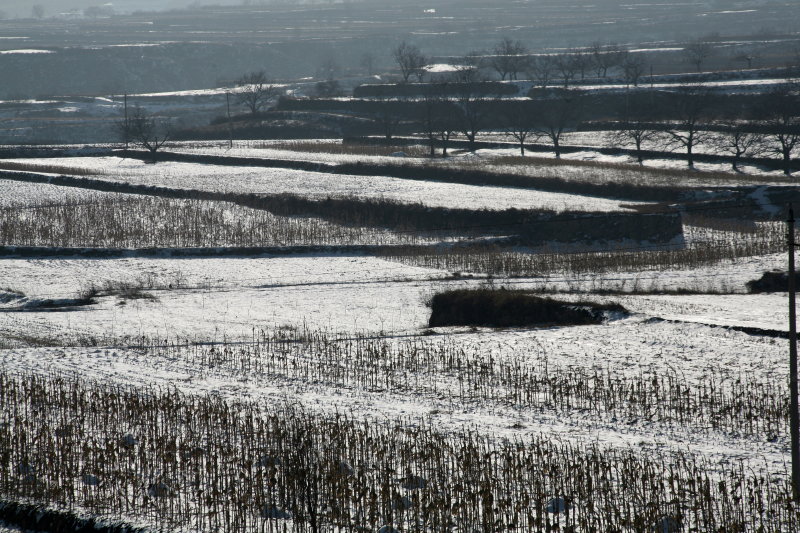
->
[1,136,798,532]
[2,0,800,529]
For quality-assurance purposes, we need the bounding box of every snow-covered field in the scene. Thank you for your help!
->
[169,139,795,188]
[0,251,785,343]
[0,250,790,478]
[0,148,796,531]
[0,179,123,207]
[2,317,788,475]
[1,157,644,212]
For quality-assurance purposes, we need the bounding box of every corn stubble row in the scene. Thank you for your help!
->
[150,330,788,440]
[385,231,784,279]
[0,195,413,248]
[1,334,798,531]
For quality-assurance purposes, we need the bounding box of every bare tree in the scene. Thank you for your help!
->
[235,71,279,115]
[532,91,583,158]
[460,50,488,82]
[502,102,537,156]
[120,107,170,153]
[528,55,556,88]
[419,86,457,157]
[359,52,376,76]
[787,47,800,78]
[610,92,660,165]
[761,84,800,175]
[731,49,759,70]
[488,38,529,81]
[555,54,580,88]
[622,55,647,87]
[663,86,716,168]
[317,55,340,81]
[115,93,131,150]
[453,85,490,152]
[371,90,402,140]
[683,39,715,72]
[712,121,765,171]
[573,51,591,80]
[590,42,627,78]
[393,41,427,83]
[314,79,342,97]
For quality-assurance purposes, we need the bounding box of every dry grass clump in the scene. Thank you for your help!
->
[0,161,104,176]
[0,368,795,532]
[747,271,794,293]
[255,140,430,158]
[426,288,626,327]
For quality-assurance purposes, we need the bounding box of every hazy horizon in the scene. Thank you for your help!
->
[0,0,233,19]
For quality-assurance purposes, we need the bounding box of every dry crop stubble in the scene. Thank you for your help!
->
[0,368,797,532]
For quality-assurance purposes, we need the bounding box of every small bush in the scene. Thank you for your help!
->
[747,270,797,293]
[427,288,626,328]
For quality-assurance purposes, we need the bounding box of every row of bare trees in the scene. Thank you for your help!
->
[369,83,800,174]
[613,86,800,173]
[392,36,799,87]
[411,86,584,159]
[117,70,282,152]
[393,38,645,87]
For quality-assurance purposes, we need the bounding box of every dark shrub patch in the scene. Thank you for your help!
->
[427,289,627,328]
[747,270,798,293]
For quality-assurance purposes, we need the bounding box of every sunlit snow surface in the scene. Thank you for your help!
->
[1,157,643,212]
[0,147,793,485]
[0,252,790,475]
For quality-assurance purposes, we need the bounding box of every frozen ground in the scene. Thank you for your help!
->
[0,256,444,343]
[0,158,643,212]
[1,312,789,477]
[0,179,124,207]
[0,252,785,344]
[0,157,793,525]
[173,139,794,186]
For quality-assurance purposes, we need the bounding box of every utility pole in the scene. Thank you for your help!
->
[123,93,129,151]
[789,204,800,502]
[226,91,233,150]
